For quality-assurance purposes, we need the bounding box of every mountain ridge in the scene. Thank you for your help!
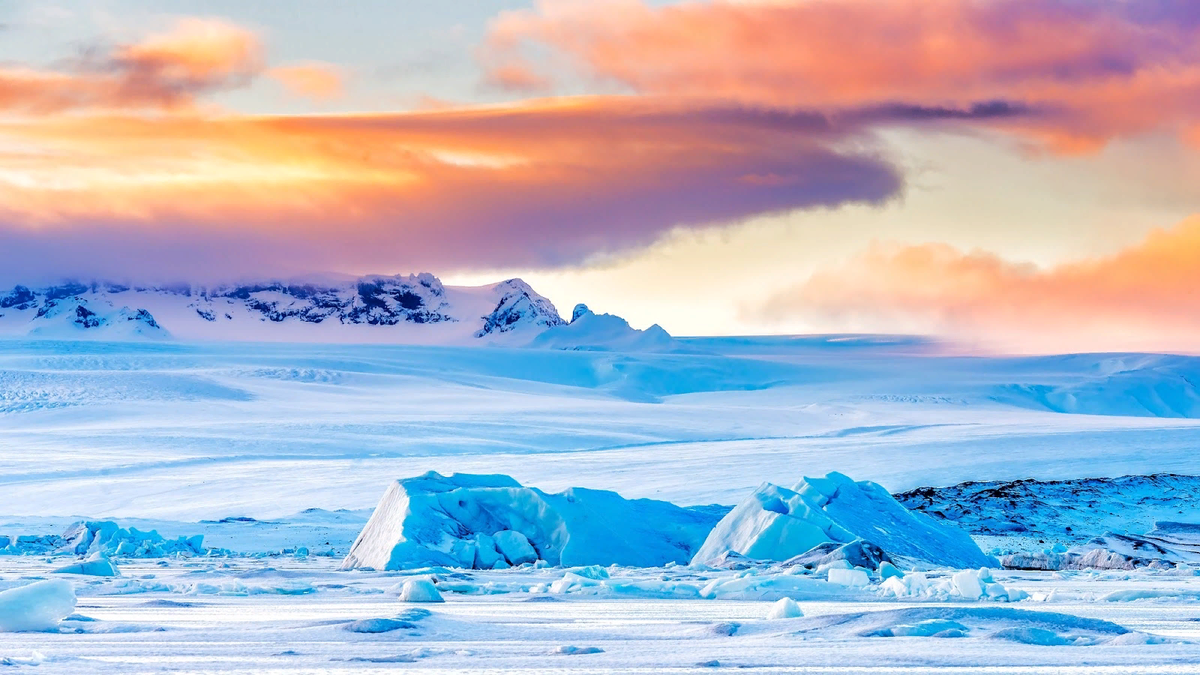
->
[0,274,568,345]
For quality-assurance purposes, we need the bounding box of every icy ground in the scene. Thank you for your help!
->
[6,338,1200,671]
[5,557,1200,673]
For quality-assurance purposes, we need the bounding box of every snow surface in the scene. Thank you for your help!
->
[1,556,1199,671]
[6,338,1200,669]
[7,340,1200,521]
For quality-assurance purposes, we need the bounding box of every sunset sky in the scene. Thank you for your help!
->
[2,0,1199,352]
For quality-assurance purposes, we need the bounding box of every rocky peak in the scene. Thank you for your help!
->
[476,279,565,337]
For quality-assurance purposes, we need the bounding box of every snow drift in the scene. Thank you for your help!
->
[341,472,720,570]
[692,472,995,569]
[769,606,1160,646]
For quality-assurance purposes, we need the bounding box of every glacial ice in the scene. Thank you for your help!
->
[1,520,206,559]
[52,552,120,577]
[341,472,719,570]
[692,472,995,569]
[0,580,76,632]
[398,578,445,603]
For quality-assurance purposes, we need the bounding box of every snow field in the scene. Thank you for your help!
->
[3,558,1200,672]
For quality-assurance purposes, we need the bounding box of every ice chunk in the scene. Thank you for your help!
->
[473,533,503,569]
[782,540,892,571]
[60,521,204,558]
[828,568,871,587]
[766,597,803,619]
[342,472,718,570]
[0,580,77,632]
[951,569,989,599]
[52,552,120,577]
[493,530,537,566]
[398,578,444,603]
[552,645,604,655]
[693,472,995,569]
[878,568,1027,602]
[878,561,904,580]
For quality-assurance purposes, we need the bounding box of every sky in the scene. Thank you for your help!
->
[1,0,1199,352]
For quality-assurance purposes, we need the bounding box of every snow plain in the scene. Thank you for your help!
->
[4,338,1200,519]
[5,336,1200,671]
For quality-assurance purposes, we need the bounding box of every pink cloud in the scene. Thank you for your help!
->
[757,216,1200,353]
[485,0,1200,152]
[0,18,263,113]
[269,62,344,100]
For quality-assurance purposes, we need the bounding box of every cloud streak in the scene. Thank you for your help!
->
[0,18,262,114]
[269,62,344,100]
[0,97,901,284]
[757,216,1200,353]
[485,0,1200,152]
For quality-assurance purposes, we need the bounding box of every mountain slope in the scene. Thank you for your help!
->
[0,275,564,344]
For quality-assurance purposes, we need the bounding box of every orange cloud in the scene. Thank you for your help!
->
[0,97,901,283]
[485,0,1200,152]
[758,216,1200,353]
[0,17,262,114]
[270,62,344,100]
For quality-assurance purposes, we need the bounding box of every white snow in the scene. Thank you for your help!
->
[692,472,994,569]
[341,472,717,570]
[0,580,76,632]
[5,338,1200,668]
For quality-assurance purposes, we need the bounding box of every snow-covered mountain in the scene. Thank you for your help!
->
[531,304,683,352]
[0,274,568,344]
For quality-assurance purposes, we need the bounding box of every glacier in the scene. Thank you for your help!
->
[692,472,995,569]
[341,472,719,570]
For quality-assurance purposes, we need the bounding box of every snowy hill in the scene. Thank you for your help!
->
[530,304,683,352]
[0,275,567,344]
